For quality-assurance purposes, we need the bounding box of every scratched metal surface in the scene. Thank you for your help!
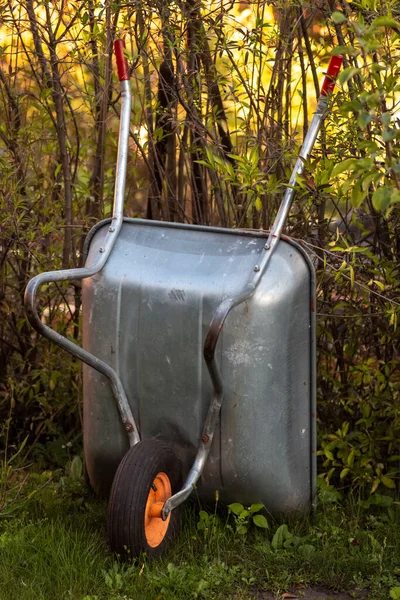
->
[82,219,315,514]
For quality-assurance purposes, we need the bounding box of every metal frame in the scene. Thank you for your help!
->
[25,44,342,519]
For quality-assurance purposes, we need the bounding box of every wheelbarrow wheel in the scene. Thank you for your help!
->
[107,438,182,559]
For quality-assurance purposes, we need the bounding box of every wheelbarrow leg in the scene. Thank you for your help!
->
[162,350,224,519]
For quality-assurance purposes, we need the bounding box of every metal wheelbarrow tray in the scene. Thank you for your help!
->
[82,217,316,513]
[25,40,343,558]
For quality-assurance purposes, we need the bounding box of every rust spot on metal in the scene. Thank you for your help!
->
[201,435,209,443]
[240,228,268,238]
[311,413,316,419]
[125,423,133,432]
[311,298,316,312]
[203,300,232,361]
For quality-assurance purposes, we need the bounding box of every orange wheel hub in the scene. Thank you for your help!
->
[144,472,171,547]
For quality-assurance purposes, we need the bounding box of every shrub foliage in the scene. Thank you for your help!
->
[0,1,399,490]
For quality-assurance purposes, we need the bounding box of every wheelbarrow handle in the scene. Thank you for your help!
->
[202,54,344,362]
[162,52,344,520]
[23,39,139,447]
[321,55,344,97]
[267,54,343,243]
[114,39,130,81]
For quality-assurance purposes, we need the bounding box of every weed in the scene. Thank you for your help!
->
[0,459,400,600]
[227,502,269,535]
[0,462,400,599]
[197,509,222,539]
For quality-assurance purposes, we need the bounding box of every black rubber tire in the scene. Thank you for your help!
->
[107,438,182,559]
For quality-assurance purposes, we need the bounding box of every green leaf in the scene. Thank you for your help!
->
[359,140,379,153]
[331,158,357,178]
[349,261,359,283]
[381,476,396,489]
[371,16,400,29]
[340,468,350,479]
[298,544,316,558]
[227,153,247,165]
[253,514,269,529]
[383,129,397,142]
[249,503,264,514]
[341,100,363,113]
[342,176,355,195]
[362,172,378,192]
[228,502,244,516]
[358,110,373,129]
[70,456,82,481]
[372,187,392,212]
[347,449,355,468]
[325,449,334,460]
[368,494,393,507]
[272,524,291,550]
[338,67,360,86]
[371,478,380,494]
[351,182,367,208]
[390,587,400,599]
[239,509,250,520]
[332,45,360,57]
[332,11,346,24]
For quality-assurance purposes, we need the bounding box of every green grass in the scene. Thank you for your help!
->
[0,467,399,600]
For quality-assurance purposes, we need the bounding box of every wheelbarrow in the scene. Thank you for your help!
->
[25,41,343,558]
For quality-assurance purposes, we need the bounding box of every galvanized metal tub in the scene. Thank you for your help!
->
[82,218,316,515]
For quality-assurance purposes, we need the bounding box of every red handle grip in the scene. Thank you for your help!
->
[114,39,129,81]
[320,55,343,97]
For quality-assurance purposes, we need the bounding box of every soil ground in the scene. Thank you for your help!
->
[258,588,369,599]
